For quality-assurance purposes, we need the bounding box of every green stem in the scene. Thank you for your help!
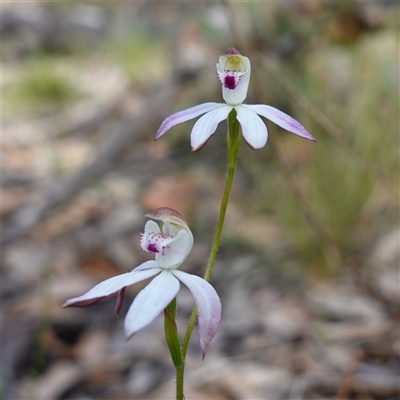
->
[164,299,184,400]
[176,364,184,400]
[164,299,183,368]
[176,109,241,398]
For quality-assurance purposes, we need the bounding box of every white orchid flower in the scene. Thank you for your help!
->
[155,47,316,150]
[63,207,221,355]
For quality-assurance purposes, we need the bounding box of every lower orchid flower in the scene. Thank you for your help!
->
[155,47,316,150]
[63,207,221,355]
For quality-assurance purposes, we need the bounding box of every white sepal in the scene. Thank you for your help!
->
[190,105,232,150]
[173,270,221,357]
[124,271,180,338]
[62,261,161,308]
[235,105,268,149]
[244,104,316,142]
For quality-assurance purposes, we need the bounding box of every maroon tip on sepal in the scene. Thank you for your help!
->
[62,296,108,308]
[115,287,126,316]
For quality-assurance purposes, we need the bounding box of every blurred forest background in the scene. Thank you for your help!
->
[1,1,399,399]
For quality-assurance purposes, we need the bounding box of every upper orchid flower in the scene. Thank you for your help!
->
[155,47,316,150]
[63,207,221,356]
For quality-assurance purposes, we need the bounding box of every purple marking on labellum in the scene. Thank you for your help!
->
[224,75,236,90]
[147,243,159,253]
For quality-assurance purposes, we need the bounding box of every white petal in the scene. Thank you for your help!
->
[155,103,224,140]
[63,261,161,307]
[144,220,161,234]
[191,105,232,150]
[163,223,193,259]
[156,229,191,268]
[163,222,179,237]
[132,260,162,272]
[124,271,180,337]
[245,104,316,142]
[173,270,221,356]
[235,105,268,149]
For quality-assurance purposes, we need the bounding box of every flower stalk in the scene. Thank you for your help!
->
[176,109,241,398]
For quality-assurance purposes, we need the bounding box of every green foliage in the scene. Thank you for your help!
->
[111,32,169,86]
[13,58,78,112]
